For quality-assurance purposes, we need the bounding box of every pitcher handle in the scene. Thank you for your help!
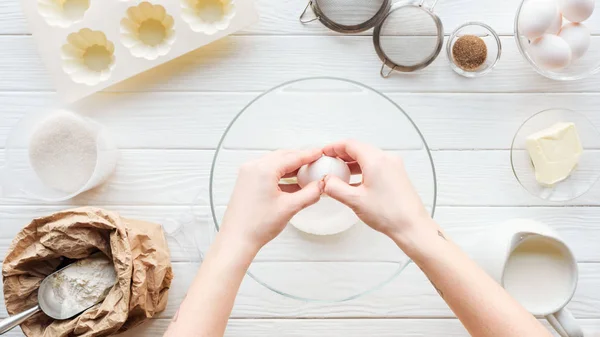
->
[546,308,584,337]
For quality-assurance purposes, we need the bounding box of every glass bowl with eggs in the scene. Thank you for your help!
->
[515,0,600,80]
[210,77,437,302]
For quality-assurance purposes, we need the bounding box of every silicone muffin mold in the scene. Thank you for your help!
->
[61,29,116,86]
[38,0,90,28]
[181,0,236,34]
[121,2,176,60]
[21,0,257,102]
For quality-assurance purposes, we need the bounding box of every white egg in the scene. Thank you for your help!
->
[529,34,573,69]
[559,23,591,60]
[546,10,563,34]
[296,156,351,188]
[519,0,560,40]
[559,0,595,22]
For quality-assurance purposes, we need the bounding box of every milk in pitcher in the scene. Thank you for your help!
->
[502,236,576,314]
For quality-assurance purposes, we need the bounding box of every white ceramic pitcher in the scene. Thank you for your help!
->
[472,219,583,337]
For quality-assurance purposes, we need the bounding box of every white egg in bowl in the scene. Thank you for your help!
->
[529,34,573,70]
[559,0,595,22]
[559,23,591,60]
[515,0,600,80]
[518,0,560,40]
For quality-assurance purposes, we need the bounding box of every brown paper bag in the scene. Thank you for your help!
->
[2,207,173,337]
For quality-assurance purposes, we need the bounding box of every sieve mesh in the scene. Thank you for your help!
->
[315,0,387,29]
[375,4,443,73]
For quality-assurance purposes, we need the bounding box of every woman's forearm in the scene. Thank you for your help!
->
[164,233,257,337]
[394,219,552,337]
[164,149,324,337]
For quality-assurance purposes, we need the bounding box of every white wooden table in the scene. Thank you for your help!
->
[1,0,600,336]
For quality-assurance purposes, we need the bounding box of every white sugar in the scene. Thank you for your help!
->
[29,111,97,193]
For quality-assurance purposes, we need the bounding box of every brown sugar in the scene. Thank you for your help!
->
[452,35,488,71]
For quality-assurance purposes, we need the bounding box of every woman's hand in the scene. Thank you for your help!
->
[321,141,554,337]
[322,140,436,244]
[220,149,325,253]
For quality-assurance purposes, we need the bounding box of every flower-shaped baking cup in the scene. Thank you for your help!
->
[38,0,90,28]
[181,0,236,35]
[121,2,176,60]
[61,29,116,86]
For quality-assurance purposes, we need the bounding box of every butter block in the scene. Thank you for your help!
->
[526,122,583,186]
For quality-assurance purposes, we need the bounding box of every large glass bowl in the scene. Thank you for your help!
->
[210,78,437,302]
[514,0,600,81]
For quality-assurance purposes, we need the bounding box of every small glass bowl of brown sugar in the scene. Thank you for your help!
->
[447,22,501,78]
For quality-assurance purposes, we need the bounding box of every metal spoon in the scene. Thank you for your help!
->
[0,254,116,334]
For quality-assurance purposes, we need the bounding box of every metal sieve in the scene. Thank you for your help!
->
[373,0,444,77]
[300,0,391,34]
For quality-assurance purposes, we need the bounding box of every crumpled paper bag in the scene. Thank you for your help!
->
[2,207,174,337]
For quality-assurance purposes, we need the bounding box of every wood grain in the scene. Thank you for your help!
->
[1,206,599,263]
[0,262,599,319]
[118,318,600,337]
[3,318,600,337]
[0,149,213,206]
[4,93,600,151]
[2,0,600,36]
[1,205,598,321]
[4,149,600,206]
[1,36,600,93]
[208,149,600,207]
[2,0,600,334]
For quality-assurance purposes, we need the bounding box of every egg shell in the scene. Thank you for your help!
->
[559,0,595,22]
[529,34,573,70]
[519,0,560,40]
[559,23,591,60]
[296,156,351,188]
[546,10,564,34]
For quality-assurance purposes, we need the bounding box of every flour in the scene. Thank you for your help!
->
[29,111,98,193]
[50,254,117,317]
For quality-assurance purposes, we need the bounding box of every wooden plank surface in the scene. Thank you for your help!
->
[1,0,600,335]
[111,319,600,337]
[1,262,599,319]
[4,149,600,207]
[1,36,600,93]
[2,0,600,36]
[1,92,600,150]
[1,206,600,263]
[3,319,600,337]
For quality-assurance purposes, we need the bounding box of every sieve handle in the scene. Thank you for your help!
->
[380,61,396,78]
[419,0,440,12]
[299,1,319,24]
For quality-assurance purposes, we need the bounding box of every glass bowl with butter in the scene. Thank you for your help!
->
[511,108,600,202]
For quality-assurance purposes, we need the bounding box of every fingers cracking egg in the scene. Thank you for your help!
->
[297,156,351,188]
